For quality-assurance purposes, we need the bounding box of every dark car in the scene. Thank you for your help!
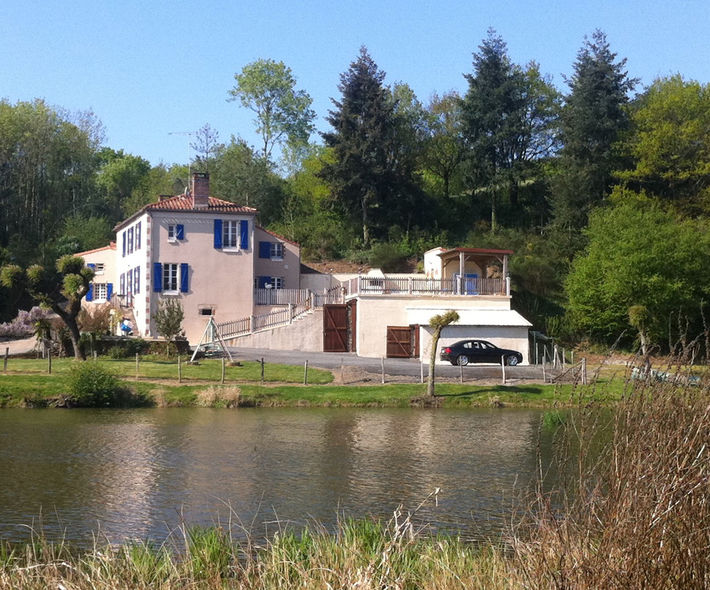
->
[440,339,523,366]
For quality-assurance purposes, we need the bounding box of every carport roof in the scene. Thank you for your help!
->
[406,308,532,328]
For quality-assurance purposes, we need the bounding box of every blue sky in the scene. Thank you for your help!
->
[2,0,708,166]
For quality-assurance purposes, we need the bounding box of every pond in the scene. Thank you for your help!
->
[0,408,553,545]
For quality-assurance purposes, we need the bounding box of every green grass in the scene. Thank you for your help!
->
[1,356,333,384]
[0,356,628,408]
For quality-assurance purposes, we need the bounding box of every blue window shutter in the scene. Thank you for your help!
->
[214,219,222,249]
[122,232,126,257]
[86,283,94,301]
[240,220,248,249]
[134,267,140,293]
[258,276,271,288]
[120,273,125,294]
[180,263,189,293]
[106,283,113,300]
[176,224,185,240]
[153,263,163,292]
[87,263,96,270]
[136,222,141,249]
[259,241,270,258]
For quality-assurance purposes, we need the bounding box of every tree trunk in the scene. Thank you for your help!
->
[427,326,442,396]
[66,317,85,360]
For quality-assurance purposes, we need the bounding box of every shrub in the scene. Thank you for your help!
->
[68,361,123,407]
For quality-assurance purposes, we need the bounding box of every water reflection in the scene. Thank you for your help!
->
[0,408,546,545]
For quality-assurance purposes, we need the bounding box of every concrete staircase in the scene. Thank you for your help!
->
[226,308,324,352]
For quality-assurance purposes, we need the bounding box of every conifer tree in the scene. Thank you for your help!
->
[320,47,422,246]
[552,30,636,234]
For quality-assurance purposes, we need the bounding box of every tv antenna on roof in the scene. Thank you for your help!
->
[168,130,195,177]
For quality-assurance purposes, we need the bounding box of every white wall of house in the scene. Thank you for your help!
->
[353,294,521,359]
[115,212,150,334]
[79,244,117,305]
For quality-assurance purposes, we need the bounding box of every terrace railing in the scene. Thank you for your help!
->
[343,275,510,297]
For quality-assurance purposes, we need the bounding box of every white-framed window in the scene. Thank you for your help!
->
[94,263,105,275]
[127,269,133,295]
[223,220,239,248]
[94,283,107,301]
[135,221,141,249]
[272,277,284,289]
[134,266,140,294]
[270,242,284,259]
[128,227,134,254]
[199,307,214,316]
[168,225,177,242]
[163,263,178,292]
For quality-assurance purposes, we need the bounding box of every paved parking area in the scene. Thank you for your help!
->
[227,346,544,381]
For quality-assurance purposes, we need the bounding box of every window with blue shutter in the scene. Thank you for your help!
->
[134,266,140,293]
[120,273,125,295]
[180,263,189,293]
[213,219,222,249]
[136,222,141,250]
[153,263,162,292]
[86,284,94,301]
[176,224,185,240]
[257,276,271,288]
[122,232,126,257]
[259,241,270,258]
[106,283,113,301]
[240,220,249,250]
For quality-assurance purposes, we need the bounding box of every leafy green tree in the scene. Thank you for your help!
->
[461,31,560,231]
[152,298,185,355]
[552,30,636,233]
[617,75,710,215]
[321,47,424,246]
[427,310,459,396]
[565,191,710,349]
[211,138,287,225]
[0,100,101,254]
[0,256,94,360]
[422,92,466,199]
[228,59,316,160]
[96,149,152,219]
[61,215,113,253]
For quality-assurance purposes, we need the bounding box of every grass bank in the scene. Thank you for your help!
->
[0,355,626,408]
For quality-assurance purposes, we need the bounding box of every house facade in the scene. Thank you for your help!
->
[81,172,300,343]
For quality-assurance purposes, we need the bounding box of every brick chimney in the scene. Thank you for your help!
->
[191,172,209,209]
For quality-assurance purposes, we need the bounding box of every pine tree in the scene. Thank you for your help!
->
[552,30,636,233]
[320,47,422,246]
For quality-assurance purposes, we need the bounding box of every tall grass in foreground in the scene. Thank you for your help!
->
[0,361,708,589]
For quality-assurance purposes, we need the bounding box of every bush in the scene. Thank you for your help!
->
[68,361,124,407]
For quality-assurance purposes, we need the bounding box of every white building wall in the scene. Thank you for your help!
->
[420,325,530,365]
[115,212,150,335]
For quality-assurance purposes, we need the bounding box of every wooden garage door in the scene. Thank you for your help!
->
[387,326,413,358]
[323,304,349,352]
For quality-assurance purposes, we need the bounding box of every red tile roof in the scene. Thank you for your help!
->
[256,225,300,247]
[145,195,257,213]
[114,195,257,231]
[74,242,117,257]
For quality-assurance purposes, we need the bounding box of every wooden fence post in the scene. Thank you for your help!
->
[304,360,308,385]
[420,360,424,384]
[221,357,225,384]
[47,349,52,375]
[135,353,139,379]
[261,357,265,383]
[3,347,8,372]
[459,363,463,384]
[582,357,587,385]
[178,355,182,383]
[381,357,385,384]
[501,355,506,384]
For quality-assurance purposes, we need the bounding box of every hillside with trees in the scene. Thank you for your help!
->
[2,29,709,355]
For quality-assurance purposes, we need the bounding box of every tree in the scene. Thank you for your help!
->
[321,47,423,246]
[228,59,316,160]
[617,75,710,216]
[422,92,466,199]
[565,191,710,349]
[0,255,94,360]
[190,123,222,173]
[96,149,152,219]
[427,310,459,396]
[152,297,184,355]
[552,30,636,233]
[0,100,101,255]
[461,31,560,231]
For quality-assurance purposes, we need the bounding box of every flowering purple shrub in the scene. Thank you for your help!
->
[0,307,53,339]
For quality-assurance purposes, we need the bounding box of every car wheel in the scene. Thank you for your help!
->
[506,355,519,366]
[457,355,469,366]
